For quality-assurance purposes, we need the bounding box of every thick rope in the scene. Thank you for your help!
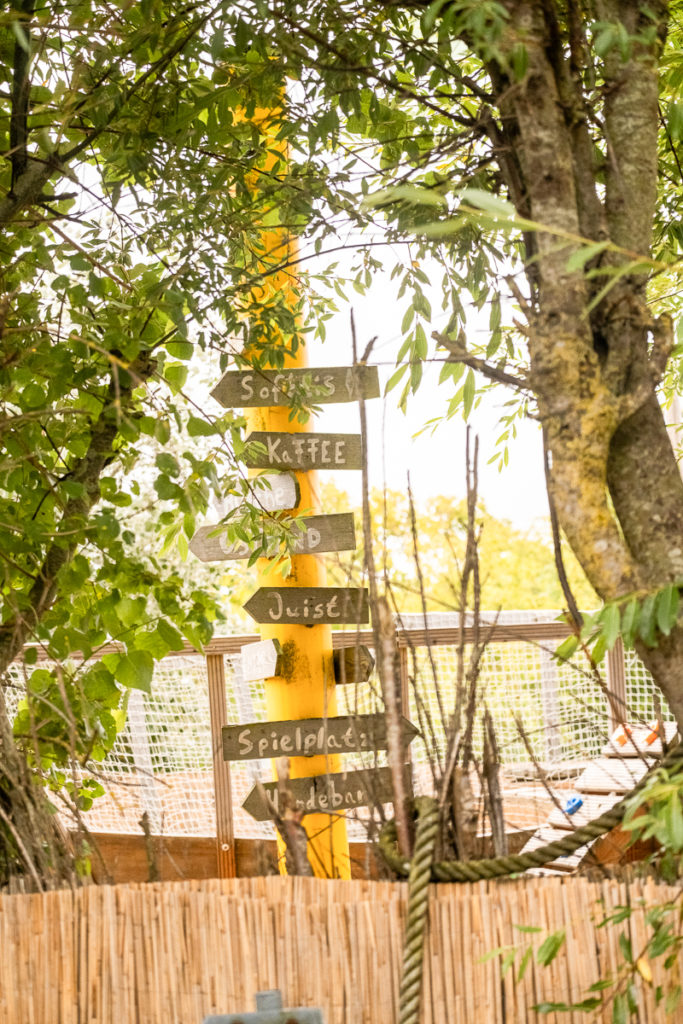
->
[398,796,439,1024]
[381,741,683,882]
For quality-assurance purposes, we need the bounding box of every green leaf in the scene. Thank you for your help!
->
[517,946,533,981]
[166,340,193,360]
[621,598,640,648]
[420,0,451,36]
[187,416,218,437]
[600,602,621,650]
[566,241,609,272]
[618,932,633,964]
[656,585,679,637]
[462,368,475,419]
[113,650,154,692]
[22,383,46,409]
[666,794,683,851]
[555,635,579,662]
[612,992,629,1024]
[459,188,515,218]
[164,362,188,393]
[639,594,657,647]
[536,929,565,966]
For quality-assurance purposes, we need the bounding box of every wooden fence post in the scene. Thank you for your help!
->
[206,653,236,878]
[605,637,628,730]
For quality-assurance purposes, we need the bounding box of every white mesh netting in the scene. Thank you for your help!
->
[4,612,673,839]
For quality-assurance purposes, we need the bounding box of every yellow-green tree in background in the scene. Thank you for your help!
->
[320,483,597,613]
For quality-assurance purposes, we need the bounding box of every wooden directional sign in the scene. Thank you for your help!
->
[223,713,418,762]
[189,513,356,563]
[241,639,283,682]
[333,646,375,685]
[244,432,362,471]
[215,472,300,516]
[242,766,397,821]
[211,365,380,409]
[243,587,369,625]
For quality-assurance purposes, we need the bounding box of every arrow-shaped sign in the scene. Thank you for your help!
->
[243,587,369,625]
[240,638,283,682]
[211,365,380,409]
[189,513,356,562]
[215,472,300,516]
[242,766,398,821]
[223,714,418,761]
[244,432,362,472]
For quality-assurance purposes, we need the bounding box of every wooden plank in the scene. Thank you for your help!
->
[189,512,356,562]
[602,721,678,758]
[241,638,283,682]
[16,619,575,663]
[206,653,236,878]
[546,793,621,830]
[576,756,648,794]
[243,586,369,625]
[333,645,374,684]
[605,638,628,730]
[242,766,397,821]
[244,432,362,471]
[211,365,380,408]
[222,714,418,761]
[216,472,300,515]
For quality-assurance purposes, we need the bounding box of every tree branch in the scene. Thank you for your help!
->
[0,352,156,676]
[433,330,529,392]
[9,0,35,190]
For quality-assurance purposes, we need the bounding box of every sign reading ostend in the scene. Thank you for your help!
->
[211,365,380,409]
[244,432,362,471]
[243,587,369,625]
[189,513,356,563]
[222,714,418,761]
[242,766,397,821]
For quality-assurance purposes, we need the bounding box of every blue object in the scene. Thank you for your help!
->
[203,989,325,1024]
[563,795,583,816]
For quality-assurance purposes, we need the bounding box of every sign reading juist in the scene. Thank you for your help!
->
[243,586,369,625]
[244,432,362,471]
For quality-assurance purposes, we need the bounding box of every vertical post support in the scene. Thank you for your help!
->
[207,653,236,878]
[127,688,162,832]
[605,637,628,731]
[239,105,350,879]
[539,646,562,761]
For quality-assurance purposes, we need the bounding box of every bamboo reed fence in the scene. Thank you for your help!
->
[0,875,681,1024]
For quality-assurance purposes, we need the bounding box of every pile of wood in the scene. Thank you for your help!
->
[521,723,678,871]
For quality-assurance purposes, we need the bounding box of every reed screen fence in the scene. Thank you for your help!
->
[0,875,680,1024]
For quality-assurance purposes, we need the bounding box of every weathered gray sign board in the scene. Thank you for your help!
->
[333,645,374,684]
[243,587,369,625]
[211,365,380,409]
[242,766,396,820]
[215,472,300,516]
[244,432,362,471]
[189,513,356,562]
[241,638,283,682]
[222,713,418,761]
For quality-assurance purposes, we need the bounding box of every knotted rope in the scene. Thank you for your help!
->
[397,796,439,1024]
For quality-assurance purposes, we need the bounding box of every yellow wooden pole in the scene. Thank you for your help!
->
[243,109,351,879]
